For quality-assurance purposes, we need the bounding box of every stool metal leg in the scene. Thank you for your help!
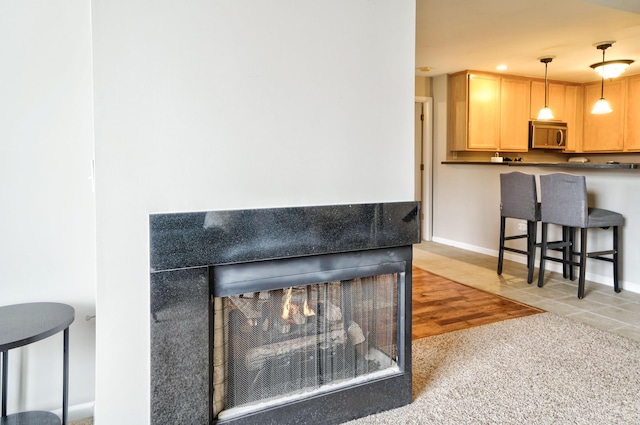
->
[537,223,548,288]
[497,216,506,275]
[527,220,537,284]
[63,327,69,425]
[560,226,576,280]
[578,228,588,299]
[2,350,7,418]
[614,226,620,293]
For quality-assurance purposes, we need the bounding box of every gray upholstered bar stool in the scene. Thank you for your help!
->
[537,173,623,298]
[497,172,541,283]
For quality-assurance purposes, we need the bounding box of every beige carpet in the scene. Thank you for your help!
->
[76,313,640,424]
[345,313,640,424]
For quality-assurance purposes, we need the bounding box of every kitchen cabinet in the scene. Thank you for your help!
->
[530,81,582,151]
[582,79,625,152]
[625,74,640,151]
[448,71,529,152]
[563,85,583,152]
[448,72,469,151]
[500,77,531,151]
[530,81,566,120]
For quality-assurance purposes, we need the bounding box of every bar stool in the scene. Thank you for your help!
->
[537,173,623,299]
[497,172,540,283]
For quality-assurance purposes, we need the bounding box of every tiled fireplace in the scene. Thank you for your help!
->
[150,202,420,424]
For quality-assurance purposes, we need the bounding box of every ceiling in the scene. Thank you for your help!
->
[415,0,640,83]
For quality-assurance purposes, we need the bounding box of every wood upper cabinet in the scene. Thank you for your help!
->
[582,79,626,152]
[625,75,640,151]
[447,69,640,154]
[529,81,583,151]
[500,77,531,151]
[448,72,500,151]
[562,85,583,152]
[530,81,566,120]
[448,72,469,151]
[468,73,501,150]
[448,71,528,152]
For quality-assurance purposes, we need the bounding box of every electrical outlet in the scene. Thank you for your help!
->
[518,222,527,231]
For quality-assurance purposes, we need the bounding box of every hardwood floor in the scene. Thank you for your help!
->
[412,266,543,340]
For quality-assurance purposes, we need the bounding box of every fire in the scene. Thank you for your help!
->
[282,287,315,320]
[281,287,293,320]
[303,299,315,317]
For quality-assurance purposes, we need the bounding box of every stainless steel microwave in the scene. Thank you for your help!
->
[529,121,567,149]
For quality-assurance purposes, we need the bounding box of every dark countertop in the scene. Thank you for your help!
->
[442,161,638,169]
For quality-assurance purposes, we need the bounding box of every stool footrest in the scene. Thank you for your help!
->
[588,250,617,258]
[502,247,530,256]
[504,234,527,241]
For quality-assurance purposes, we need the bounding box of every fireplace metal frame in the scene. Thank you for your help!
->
[211,246,413,424]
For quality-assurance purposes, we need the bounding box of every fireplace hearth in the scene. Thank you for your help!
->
[150,202,420,424]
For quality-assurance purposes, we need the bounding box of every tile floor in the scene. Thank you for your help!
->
[414,241,640,342]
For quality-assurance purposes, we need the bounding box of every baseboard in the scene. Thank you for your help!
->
[430,237,640,295]
[51,401,94,422]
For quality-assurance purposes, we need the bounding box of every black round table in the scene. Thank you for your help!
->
[0,303,74,425]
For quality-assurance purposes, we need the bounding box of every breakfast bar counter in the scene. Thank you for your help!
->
[442,161,638,169]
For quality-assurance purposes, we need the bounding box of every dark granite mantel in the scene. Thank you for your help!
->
[150,202,420,271]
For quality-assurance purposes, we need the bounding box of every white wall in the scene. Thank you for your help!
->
[431,75,640,294]
[0,0,96,417]
[91,1,416,423]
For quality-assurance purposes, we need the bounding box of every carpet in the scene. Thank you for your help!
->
[345,313,640,424]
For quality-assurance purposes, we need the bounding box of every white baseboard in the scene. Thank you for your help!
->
[430,237,640,295]
[51,401,94,422]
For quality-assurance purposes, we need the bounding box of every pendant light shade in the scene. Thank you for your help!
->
[592,98,613,114]
[591,43,613,115]
[537,106,554,120]
[537,57,554,120]
[591,60,634,79]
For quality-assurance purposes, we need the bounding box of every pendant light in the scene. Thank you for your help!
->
[591,59,634,79]
[537,57,555,120]
[590,40,634,79]
[591,43,613,115]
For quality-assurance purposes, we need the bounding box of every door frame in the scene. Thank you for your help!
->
[415,96,433,241]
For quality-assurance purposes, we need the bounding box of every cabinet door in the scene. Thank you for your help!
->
[625,75,640,151]
[582,80,625,152]
[468,74,500,150]
[500,78,530,151]
[448,73,468,151]
[530,81,565,120]
[563,85,583,152]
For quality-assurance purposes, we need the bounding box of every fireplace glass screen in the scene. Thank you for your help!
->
[213,273,399,420]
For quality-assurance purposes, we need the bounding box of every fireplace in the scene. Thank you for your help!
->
[150,202,420,424]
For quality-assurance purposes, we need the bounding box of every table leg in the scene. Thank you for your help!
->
[2,350,7,418]
[63,328,69,425]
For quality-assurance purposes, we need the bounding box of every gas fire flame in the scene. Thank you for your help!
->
[281,287,316,320]
[281,287,293,320]
[303,299,315,317]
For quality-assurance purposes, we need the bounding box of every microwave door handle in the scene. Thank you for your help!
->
[557,129,564,146]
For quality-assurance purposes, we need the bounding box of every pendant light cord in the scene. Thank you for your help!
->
[600,48,606,99]
[544,62,548,107]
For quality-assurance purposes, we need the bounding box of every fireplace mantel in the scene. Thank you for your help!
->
[150,202,420,424]
[150,202,419,271]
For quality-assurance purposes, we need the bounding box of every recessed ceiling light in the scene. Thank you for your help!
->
[496,64,508,71]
